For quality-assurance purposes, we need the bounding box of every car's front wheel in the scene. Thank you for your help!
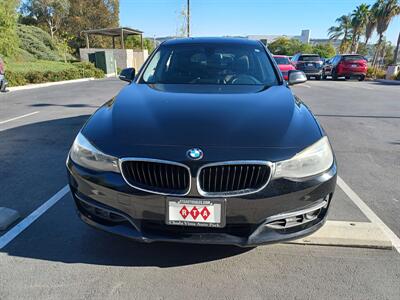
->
[358,75,365,81]
[0,80,6,93]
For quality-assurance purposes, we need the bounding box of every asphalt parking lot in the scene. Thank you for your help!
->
[0,79,399,299]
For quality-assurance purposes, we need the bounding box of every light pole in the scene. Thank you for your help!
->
[187,0,190,37]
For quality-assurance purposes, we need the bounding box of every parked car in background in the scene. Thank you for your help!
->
[291,53,324,80]
[273,55,296,80]
[322,54,367,81]
[0,56,7,92]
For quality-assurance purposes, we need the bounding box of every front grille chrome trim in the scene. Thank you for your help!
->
[119,157,191,196]
[196,161,275,197]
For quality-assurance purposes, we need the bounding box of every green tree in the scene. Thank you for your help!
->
[312,43,336,58]
[0,0,20,57]
[61,0,119,51]
[267,37,293,55]
[350,4,370,52]
[328,15,352,53]
[125,36,155,52]
[21,0,71,40]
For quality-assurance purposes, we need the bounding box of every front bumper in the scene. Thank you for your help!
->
[67,159,337,247]
[302,70,323,76]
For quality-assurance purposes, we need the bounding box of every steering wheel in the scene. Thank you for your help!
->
[230,74,261,85]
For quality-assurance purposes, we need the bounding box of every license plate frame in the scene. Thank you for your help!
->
[166,198,226,228]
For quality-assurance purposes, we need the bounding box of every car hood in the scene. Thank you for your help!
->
[82,83,322,161]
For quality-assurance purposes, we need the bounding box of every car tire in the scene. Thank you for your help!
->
[358,75,365,81]
[332,70,338,81]
[0,80,5,93]
[345,76,350,80]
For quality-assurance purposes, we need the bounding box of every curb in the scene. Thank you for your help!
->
[287,220,393,250]
[374,79,400,85]
[7,77,97,92]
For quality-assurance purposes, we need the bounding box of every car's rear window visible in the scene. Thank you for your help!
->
[299,55,321,61]
[342,55,366,61]
[273,57,290,65]
[141,43,278,86]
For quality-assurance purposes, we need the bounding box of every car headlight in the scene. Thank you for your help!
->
[274,136,333,179]
[69,132,120,173]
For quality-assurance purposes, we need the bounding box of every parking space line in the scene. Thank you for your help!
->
[0,185,69,249]
[337,176,400,253]
[0,111,40,125]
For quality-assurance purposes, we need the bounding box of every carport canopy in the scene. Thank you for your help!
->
[81,27,144,49]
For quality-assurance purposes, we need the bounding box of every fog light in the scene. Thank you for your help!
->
[304,208,321,220]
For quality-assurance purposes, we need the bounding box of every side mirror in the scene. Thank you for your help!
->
[119,68,135,82]
[288,70,307,85]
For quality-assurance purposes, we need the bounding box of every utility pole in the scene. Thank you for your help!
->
[187,0,190,37]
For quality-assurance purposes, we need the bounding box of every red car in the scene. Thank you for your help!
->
[273,55,296,80]
[322,54,367,81]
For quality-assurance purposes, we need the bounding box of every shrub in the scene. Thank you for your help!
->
[5,60,104,86]
[16,24,61,61]
[366,67,386,79]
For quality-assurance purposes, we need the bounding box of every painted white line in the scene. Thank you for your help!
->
[290,221,392,249]
[0,185,69,249]
[337,176,400,253]
[0,111,39,125]
[299,84,311,88]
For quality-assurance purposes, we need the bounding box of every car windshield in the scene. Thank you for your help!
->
[141,43,278,86]
[274,57,290,65]
[343,55,365,61]
[299,55,321,61]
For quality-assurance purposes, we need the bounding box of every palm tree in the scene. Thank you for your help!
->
[373,0,400,66]
[364,3,379,45]
[394,32,400,64]
[328,15,352,53]
[350,4,370,53]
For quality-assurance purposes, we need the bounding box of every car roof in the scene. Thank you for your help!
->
[162,37,262,47]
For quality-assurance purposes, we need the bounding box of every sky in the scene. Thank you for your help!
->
[120,0,400,44]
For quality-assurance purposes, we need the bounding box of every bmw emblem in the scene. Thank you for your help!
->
[187,148,203,160]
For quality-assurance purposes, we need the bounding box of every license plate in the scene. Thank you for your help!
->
[166,198,226,228]
[351,64,357,68]
[307,63,314,67]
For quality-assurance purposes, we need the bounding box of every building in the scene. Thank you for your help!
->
[247,30,311,44]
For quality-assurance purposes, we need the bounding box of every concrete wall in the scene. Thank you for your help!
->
[79,48,149,72]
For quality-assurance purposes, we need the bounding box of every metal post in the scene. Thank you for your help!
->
[140,34,144,50]
[112,36,115,49]
[187,0,190,37]
[85,33,89,49]
[121,28,125,49]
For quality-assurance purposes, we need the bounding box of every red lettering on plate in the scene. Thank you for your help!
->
[200,207,210,220]
[179,206,189,219]
[190,206,199,220]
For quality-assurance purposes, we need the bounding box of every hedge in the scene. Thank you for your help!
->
[366,67,386,79]
[5,61,104,87]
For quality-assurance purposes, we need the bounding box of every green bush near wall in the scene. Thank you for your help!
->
[5,61,104,86]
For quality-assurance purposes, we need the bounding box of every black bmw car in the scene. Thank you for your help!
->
[66,38,336,247]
